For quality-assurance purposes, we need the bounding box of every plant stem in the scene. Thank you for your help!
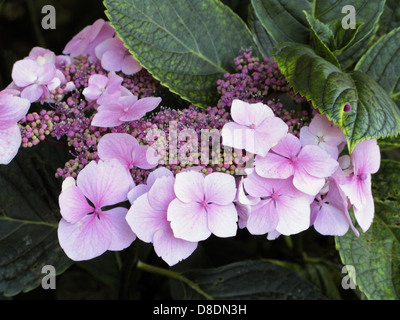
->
[136,260,214,300]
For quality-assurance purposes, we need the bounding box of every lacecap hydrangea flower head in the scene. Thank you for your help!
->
[0,19,381,266]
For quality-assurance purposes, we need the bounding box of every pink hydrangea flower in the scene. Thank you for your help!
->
[243,170,312,235]
[91,94,162,128]
[82,72,128,105]
[0,91,30,164]
[97,132,159,171]
[299,113,346,159]
[95,37,142,75]
[11,59,57,102]
[57,159,136,261]
[63,19,115,61]
[167,171,238,241]
[339,139,380,232]
[311,179,358,236]
[254,133,339,195]
[126,168,197,266]
[221,99,288,156]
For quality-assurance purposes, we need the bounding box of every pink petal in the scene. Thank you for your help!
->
[0,93,30,129]
[148,176,176,211]
[122,55,143,75]
[77,159,132,208]
[311,203,350,236]
[58,185,94,223]
[275,193,310,235]
[131,145,159,169]
[100,49,125,72]
[127,184,150,204]
[243,170,274,198]
[146,167,174,187]
[57,214,111,261]
[167,199,211,242]
[253,117,288,156]
[0,124,22,164]
[297,145,338,178]
[204,172,236,205]
[246,200,279,235]
[351,139,380,174]
[230,100,274,127]
[100,207,136,251]
[126,193,166,242]
[11,59,38,87]
[91,104,124,127]
[293,166,326,195]
[174,171,205,203]
[95,37,121,60]
[299,126,319,146]
[97,132,139,167]
[152,227,197,266]
[119,97,161,121]
[221,122,250,150]
[205,203,238,238]
[36,63,56,84]
[20,84,44,102]
[271,133,301,158]
[254,152,294,179]
[308,113,330,136]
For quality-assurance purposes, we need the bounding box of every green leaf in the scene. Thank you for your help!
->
[104,0,261,108]
[273,42,400,152]
[378,0,400,36]
[372,159,400,202]
[170,260,326,299]
[0,142,72,297]
[248,5,276,57]
[335,200,400,300]
[250,0,312,44]
[355,27,400,101]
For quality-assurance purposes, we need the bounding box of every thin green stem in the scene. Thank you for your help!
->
[136,260,214,300]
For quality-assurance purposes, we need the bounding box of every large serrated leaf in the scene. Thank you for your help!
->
[0,142,72,297]
[355,27,400,100]
[104,0,261,108]
[273,42,400,152]
[170,260,326,300]
[335,200,400,300]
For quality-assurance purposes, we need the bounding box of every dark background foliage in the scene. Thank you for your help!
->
[0,0,389,300]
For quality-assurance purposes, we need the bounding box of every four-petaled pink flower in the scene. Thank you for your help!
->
[126,168,197,266]
[299,113,346,159]
[63,18,115,61]
[167,171,238,241]
[97,132,159,172]
[221,99,288,156]
[254,133,339,195]
[91,94,162,128]
[339,139,380,232]
[0,91,30,164]
[95,37,142,75]
[243,170,311,236]
[57,159,136,261]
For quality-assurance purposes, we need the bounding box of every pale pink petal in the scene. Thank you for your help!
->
[0,125,21,164]
[230,100,273,127]
[97,132,139,167]
[127,184,150,204]
[167,199,211,242]
[126,193,166,242]
[271,133,302,158]
[353,199,374,233]
[299,126,319,146]
[246,200,279,235]
[146,167,174,186]
[101,49,125,72]
[351,139,380,174]
[91,104,124,127]
[243,170,274,198]
[95,37,121,60]
[119,97,161,121]
[11,59,38,87]
[152,228,197,266]
[0,94,30,129]
[58,185,93,223]
[100,207,136,251]
[131,145,159,169]
[77,159,132,208]
[293,166,326,195]
[204,172,236,205]
[148,176,176,211]
[121,55,143,75]
[57,214,111,261]
[174,171,205,203]
[20,84,44,103]
[298,145,338,178]
[275,194,310,235]
[308,113,330,136]
[221,122,249,150]
[324,125,346,146]
[311,203,349,236]
[253,117,288,156]
[206,203,238,238]
[36,64,56,84]
[254,152,294,179]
